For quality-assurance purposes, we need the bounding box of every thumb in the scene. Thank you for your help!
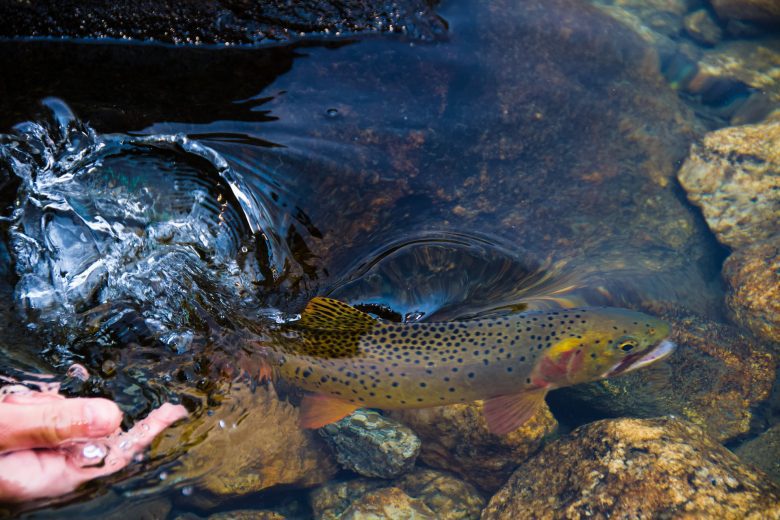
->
[0,398,123,452]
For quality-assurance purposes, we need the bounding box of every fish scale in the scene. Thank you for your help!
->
[264,297,674,434]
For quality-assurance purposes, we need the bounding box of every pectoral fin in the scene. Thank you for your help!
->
[483,388,548,435]
[299,393,360,429]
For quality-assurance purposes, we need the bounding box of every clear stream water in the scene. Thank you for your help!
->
[0,0,775,517]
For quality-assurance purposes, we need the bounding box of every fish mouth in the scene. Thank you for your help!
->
[605,339,676,377]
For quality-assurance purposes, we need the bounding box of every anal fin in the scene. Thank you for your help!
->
[483,388,548,435]
[299,393,359,429]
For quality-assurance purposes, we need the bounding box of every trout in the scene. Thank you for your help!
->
[262,297,675,434]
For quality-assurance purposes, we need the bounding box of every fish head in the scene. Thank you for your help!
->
[532,307,674,388]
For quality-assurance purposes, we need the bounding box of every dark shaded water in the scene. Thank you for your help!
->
[0,0,767,517]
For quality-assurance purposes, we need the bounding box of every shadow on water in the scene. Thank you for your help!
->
[0,0,744,515]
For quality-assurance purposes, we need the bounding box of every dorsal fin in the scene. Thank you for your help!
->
[296,297,377,333]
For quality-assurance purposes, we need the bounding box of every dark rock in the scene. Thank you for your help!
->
[0,0,445,45]
[734,424,780,484]
[710,0,780,25]
[482,418,780,519]
[319,409,421,479]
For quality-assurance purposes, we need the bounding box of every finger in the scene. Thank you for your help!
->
[0,398,123,452]
[67,403,188,481]
[0,404,187,503]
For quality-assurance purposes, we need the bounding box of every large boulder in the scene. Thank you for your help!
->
[482,417,780,519]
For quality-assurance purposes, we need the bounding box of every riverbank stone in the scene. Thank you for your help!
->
[734,423,780,484]
[482,417,780,519]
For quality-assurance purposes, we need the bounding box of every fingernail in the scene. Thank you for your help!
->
[85,399,122,436]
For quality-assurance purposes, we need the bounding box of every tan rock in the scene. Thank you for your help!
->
[206,512,286,520]
[310,468,485,520]
[391,400,557,491]
[710,0,780,24]
[723,240,780,344]
[734,424,780,484]
[689,37,780,103]
[677,121,780,250]
[482,418,780,519]
[172,384,336,496]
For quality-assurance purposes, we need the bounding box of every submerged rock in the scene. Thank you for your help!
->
[684,8,724,46]
[172,384,337,496]
[677,121,780,250]
[482,417,780,519]
[723,241,780,345]
[554,311,775,442]
[391,401,556,491]
[309,468,484,520]
[734,424,780,484]
[710,0,780,25]
[688,37,780,105]
[319,409,421,479]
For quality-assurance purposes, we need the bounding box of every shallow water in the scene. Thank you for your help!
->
[0,0,776,517]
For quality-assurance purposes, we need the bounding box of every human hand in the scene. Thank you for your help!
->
[0,380,187,503]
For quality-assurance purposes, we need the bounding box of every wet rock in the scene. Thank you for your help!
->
[710,0,780,25]
[172,384,337,496]
[723,241,780,345]
[309,468,484,520]
[391,401,556,491]
[684,8,724,45]
[677,121,780,250]
[482,417,780,519]
[319,409,421,479]
[554,311,775,442]
[0,0,445,45]
[734,424,780,484]
[687,37,780,104]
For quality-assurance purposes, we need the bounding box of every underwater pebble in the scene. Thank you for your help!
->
[482,417,780,519]
[318,409,421,479]
[309,467,484,520]
[391,400,556,491]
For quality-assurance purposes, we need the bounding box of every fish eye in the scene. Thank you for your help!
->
[617,337,638,352]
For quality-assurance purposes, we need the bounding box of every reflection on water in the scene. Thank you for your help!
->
[0,0,770,516]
